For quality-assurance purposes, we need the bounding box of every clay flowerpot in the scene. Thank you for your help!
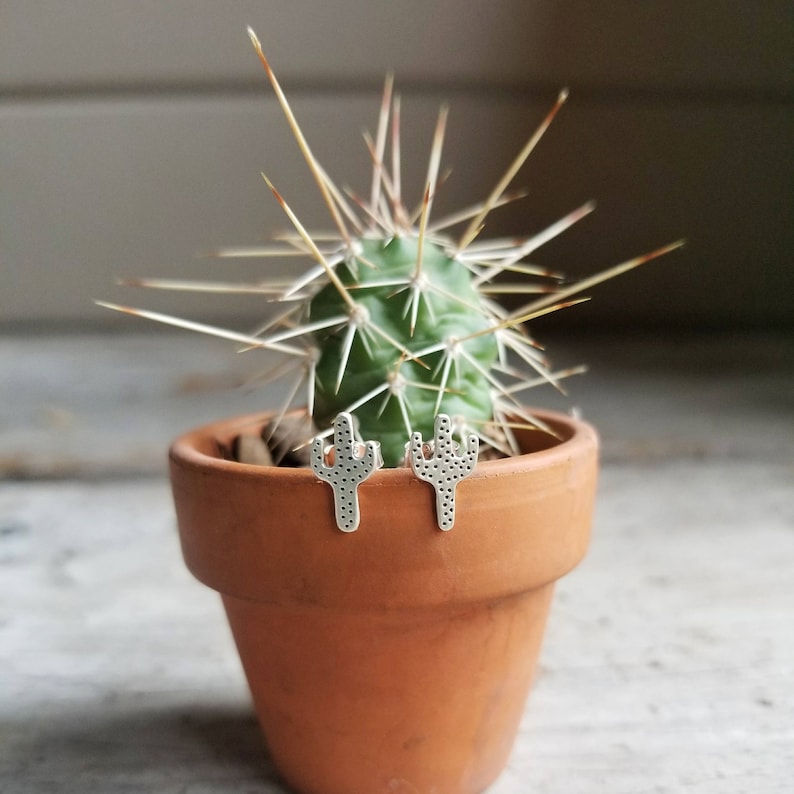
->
[169,408,598,794]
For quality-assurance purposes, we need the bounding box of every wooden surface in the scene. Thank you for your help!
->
[3,331,792,477]
[2,331,793,792]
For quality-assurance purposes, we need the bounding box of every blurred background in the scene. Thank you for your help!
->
[2,0,792,332]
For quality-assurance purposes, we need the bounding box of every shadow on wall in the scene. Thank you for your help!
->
[492,3,794,331]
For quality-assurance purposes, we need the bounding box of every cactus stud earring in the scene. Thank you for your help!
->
[311,412,383,532]
[408,414,479,530]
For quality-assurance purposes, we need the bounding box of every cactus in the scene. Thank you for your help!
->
[310,412,382,532]
[309,234,499,466]
[99,28,683,468]
[409,414,479,530]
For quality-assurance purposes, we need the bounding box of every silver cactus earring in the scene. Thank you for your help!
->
[408,414,479,530]
[311,412,383,532]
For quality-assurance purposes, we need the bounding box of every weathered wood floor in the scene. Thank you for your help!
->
[2,331,792,793]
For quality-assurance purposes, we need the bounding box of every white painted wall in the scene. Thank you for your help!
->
[2,1,792,329]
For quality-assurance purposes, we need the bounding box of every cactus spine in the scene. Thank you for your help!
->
[99,28,683,468]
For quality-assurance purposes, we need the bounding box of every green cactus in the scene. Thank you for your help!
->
[309,236,498,466]
[99,27,683,468]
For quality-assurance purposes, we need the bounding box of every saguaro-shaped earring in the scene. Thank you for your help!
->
[311,412,382,532]
[408,414,478,530]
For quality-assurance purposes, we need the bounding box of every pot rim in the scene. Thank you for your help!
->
[169,407,597,484]
[170,407,599,608]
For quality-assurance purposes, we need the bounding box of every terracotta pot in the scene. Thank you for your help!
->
[169,409,598,794]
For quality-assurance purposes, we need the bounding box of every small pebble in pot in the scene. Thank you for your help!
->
[262,414,318,467]
[233,433,274,466]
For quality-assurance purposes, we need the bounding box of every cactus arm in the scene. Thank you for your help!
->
[408,414,479,530]
[310,412,382,532]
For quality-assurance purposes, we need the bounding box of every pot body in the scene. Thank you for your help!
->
[169,410,598,794]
